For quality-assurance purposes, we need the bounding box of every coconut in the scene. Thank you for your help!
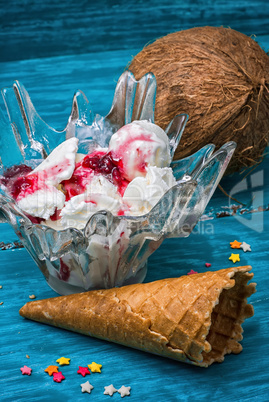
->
[128,26,269,173]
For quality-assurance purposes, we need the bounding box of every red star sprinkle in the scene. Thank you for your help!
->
[77,366,91,377]
[20,365,32,375]
[205,263,211,268]
[187,269,198,275]
[53,371,65,383]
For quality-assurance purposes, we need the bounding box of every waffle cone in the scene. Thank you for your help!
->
[19,266,255,367]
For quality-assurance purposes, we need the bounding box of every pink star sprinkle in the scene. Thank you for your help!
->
[187,269,198,275]
[20,365,32,375]
[205,263,211,268]
[53,371,65,383]
[77,366,91,377]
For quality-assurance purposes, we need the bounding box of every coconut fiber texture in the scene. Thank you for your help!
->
[19,266,256,367]
[128,26,269,173]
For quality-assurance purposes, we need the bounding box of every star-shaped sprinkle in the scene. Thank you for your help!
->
[229,253,240,263]
[20,365,32,375]
[187,269,198,275]
[81,380,94,393]
[205,263,211,268]
[53,371,65,383]
[77,366,91,377]
[118,385,131,398]
[44,365,59,376]
[88,362,102,373]
[104,384,118,396]
[230,240,242,249]
[241,242,251,252]
[56,357,70,366]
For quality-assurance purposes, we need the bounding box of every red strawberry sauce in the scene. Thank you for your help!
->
[2,149,132,220]
[61,150,130,199]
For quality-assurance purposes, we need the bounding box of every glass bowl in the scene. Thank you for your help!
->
[0,71,236,295]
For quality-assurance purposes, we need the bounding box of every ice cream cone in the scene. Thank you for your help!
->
[19,266,255,367]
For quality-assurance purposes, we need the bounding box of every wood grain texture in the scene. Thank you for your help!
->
[0,216,268,401]
[0,0,269,400]
[1,0,269,62]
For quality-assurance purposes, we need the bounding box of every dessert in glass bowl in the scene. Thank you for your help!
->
[5,119,176,229]
[0,71,236,294]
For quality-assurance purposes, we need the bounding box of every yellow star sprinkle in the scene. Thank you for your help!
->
[230,240,242,249]
[56,357,71,366]
[88,362,102,373]
[229,253,240,263]
[44,365,59,376]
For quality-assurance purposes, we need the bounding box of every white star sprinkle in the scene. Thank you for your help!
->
[118,385,131,398]
[241,242,251,252]
[80,380,94,393]
[104,384,118,396]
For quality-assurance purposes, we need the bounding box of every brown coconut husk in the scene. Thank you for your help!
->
[128,26,269,173]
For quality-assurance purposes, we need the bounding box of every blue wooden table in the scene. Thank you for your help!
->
[0,1,269,401]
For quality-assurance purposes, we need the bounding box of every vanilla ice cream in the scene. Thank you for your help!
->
[5,120,176,228]
[123,166,176,215]
[59,175,124,230]
[108,120,171,181]
[18,187,65,220]
[15,138,78,219]
[32,137,78,185]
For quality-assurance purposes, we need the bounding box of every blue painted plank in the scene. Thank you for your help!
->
[1,0,269,62]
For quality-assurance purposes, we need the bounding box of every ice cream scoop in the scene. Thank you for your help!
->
[123,166,176,215]
[59,175,124,230]
[18,186,65,221]
[108,120,171,182]
[6,138,78,220]
[32,137,78,185]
